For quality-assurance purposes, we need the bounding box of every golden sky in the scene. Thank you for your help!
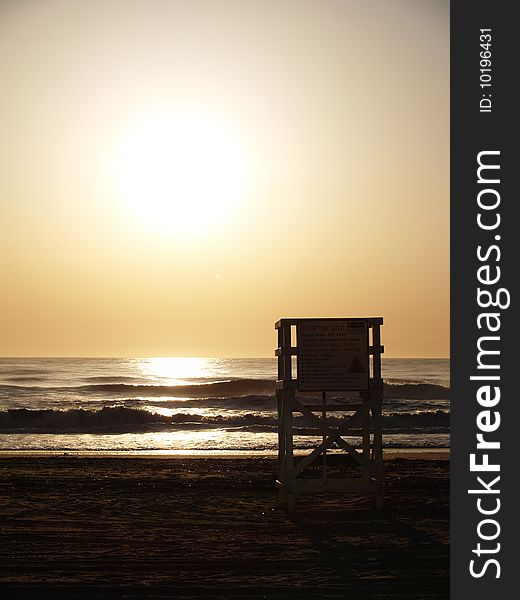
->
[0,0,449,358]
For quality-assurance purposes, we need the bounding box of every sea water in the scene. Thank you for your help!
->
[0,357,449,453]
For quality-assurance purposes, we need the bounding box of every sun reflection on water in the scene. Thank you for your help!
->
[138,357,212,384]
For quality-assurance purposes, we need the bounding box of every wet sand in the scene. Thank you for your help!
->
[0,456,449,599]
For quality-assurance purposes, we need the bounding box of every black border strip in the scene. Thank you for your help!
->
[451,1,517,595]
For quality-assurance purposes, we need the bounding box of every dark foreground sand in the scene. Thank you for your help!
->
[0,456,449,599]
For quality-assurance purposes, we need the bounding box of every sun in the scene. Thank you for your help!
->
[113,110,250,235]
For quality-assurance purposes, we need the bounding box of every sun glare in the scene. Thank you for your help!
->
[113,110,250,235]
[140,357,210,384]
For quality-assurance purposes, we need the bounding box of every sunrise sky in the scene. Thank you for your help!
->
[0,0,449,358]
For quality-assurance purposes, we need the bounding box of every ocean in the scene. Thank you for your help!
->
[0,357,449,454]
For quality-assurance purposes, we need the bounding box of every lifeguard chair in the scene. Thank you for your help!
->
[275,317,384,511]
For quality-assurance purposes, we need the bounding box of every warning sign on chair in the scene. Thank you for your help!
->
[296,319,369,391]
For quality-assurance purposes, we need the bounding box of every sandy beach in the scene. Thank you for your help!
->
[0,454,448,599]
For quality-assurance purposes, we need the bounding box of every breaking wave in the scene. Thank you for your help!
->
[383,383,449,399]
[0,407,450,434]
